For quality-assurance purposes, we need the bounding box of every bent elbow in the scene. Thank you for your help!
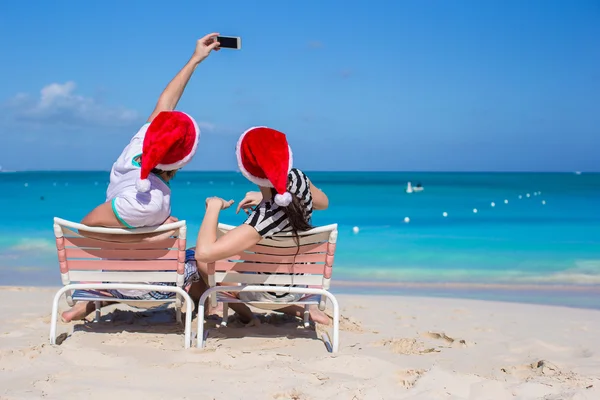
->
[194,248,214,264]
[315,198,329,210]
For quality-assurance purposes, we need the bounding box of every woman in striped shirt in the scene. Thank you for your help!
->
[192,126,330,325]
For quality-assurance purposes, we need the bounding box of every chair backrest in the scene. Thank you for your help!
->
[53,217,187,295]
[208,223,338,290]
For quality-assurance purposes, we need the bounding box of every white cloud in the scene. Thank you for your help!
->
[4,81,141,129]
[197,121,216,132]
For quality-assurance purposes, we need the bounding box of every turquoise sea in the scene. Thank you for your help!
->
[1,171,599,309]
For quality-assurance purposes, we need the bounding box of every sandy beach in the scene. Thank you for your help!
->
[1,286,599,399]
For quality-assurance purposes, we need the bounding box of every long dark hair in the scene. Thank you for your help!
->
[270,186,312,247]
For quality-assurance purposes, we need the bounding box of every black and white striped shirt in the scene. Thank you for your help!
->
[244,168,313,238]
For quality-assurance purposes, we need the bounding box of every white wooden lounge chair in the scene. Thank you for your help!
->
[50,217,193,348]
[197,223,340,353]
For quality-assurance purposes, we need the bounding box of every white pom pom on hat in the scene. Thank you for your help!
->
[274,192,293,207]
[136,178,151,193]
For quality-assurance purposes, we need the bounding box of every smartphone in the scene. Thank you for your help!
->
[216,36,241,50]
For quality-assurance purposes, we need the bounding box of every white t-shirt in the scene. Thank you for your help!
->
[106,123,172,228]
[105,123,172,298]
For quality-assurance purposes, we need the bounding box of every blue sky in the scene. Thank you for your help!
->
[0,0,598,172]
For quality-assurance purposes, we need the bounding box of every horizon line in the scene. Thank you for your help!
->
[0,169,595,174]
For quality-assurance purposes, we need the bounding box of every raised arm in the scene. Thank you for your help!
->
[308,178,329,210]
[147,33,220,123]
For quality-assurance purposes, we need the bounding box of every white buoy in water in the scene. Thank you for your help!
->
[443,212,448,217]
[24,183,29,187]
[352,226,359,234]
[542,200,546,205]
[518,195,522,199]
[533,192,538,196]
[404,217,410,223]
[473,208,478,213]
[491,202,496,207]
[504,199,509,204]
[526,193,530,197]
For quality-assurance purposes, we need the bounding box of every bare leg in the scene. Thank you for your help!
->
[61,301,114,323]
[227,303,255,324]
[275,304,331,325]
[187,280,206,305]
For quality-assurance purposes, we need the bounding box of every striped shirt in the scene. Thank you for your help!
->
[244,168,313,238]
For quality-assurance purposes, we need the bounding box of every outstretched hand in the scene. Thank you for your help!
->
[206,197,234,210]
[236,191,262,214]
[192,33,221,63]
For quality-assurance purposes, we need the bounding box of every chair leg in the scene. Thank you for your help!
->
[49,290,62,345]
[183,295,192,349]
[176,295,182,324]
[197,302,205,348]
[330,295,340,353]
[303,304,310,328]
[94,301,101,323]
[221,303,229,327]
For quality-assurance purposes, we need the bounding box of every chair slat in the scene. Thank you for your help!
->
[214,272,324,286]
[65,248,179,260]
[68,271,179,282]
[214,260,325,274]
[248,242,328,256]
[254,231,332,247]
[64,237,178,250]
[224,252,326,264]
[67,260,178,271]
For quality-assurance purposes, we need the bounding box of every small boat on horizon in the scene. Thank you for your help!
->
[406,182,424,193]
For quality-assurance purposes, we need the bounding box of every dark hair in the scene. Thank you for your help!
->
[151,167,177,180]
[270,186,312,247]
[138,156,178,180]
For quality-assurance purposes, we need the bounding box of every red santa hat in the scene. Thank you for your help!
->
[236,126,294,207]
[136,111,200,192]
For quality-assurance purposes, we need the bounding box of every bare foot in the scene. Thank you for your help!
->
[310,307,331,325]
[61,302,96,323]
[204,302,223,318]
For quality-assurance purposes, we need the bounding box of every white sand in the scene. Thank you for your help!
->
[1,286,599,399]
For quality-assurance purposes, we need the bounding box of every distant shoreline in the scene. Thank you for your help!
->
[1,170,598,174]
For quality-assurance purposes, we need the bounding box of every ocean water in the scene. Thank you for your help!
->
[1,171,599,308]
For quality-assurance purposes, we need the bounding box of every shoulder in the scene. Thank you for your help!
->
[290,168,307,179]
[288,168,312,207]
[112,123,151,172]
[290,168,310,187]
[132,122,151,142]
